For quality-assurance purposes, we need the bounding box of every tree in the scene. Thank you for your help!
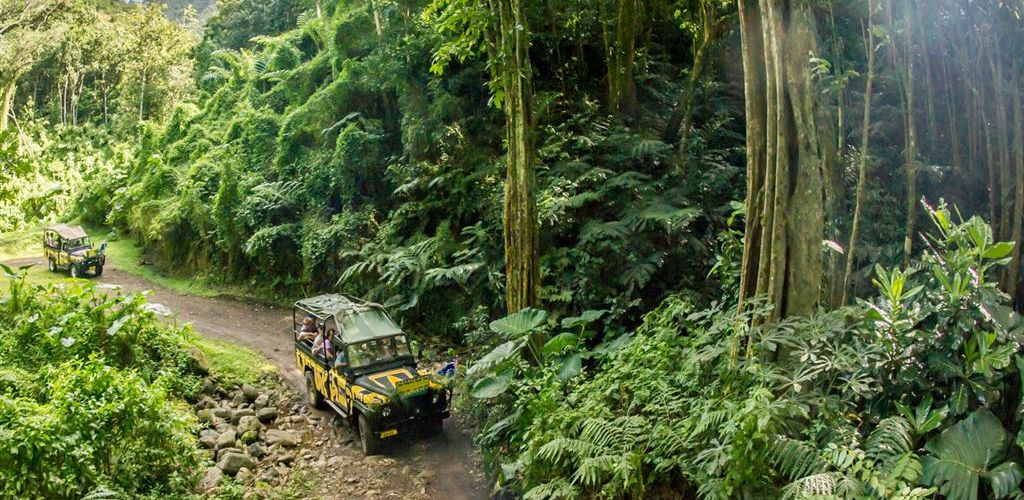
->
[736,0,829,321]
[488,0,541,314]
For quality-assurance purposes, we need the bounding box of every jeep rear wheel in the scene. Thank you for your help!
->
[47,259,56,272]
[358,414,380,455]
[69,265,79,279]
[305,371,324,409]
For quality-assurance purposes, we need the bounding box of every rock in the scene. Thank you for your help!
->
[201,378,218,396]
[254,394,270,410]
[199,429,219,449]
[237,415,262,435]
[215,447,243,460]
[240,430,260,445]
[256,407,278,424]
[212,407,233,419]
[196,409,213,424]
[215,429,237,449]
[236,467,254,485]
[199,466,224,490]
[196,396,217,410]
[265,429,301,447]
[217,452,257,476]
[247,443,267,459]
[288,415,305,423]
[242,384,259,403]
[215,421,233,434]
[276,451,296,465]
[231,408,255,424]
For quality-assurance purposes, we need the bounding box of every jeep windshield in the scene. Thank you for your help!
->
[346,335,413,371]
[66,237,91,251]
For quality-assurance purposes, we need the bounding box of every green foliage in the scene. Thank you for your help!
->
[0,273,203,499]
[922,409,1022,500]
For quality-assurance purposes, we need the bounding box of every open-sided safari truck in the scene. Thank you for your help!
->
[43,224,105,278]
[293,294,451,454]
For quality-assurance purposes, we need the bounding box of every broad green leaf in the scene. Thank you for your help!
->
[543,333,578,355]
[471,374,511,399]
[560,309,608,329]
[922,409,1016,500]
[489,308,548,338]
[982,242,1015,260]
[557,353,582,381]
[466,340,519,377]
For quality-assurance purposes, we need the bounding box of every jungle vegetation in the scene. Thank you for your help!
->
[3,0,1024,498]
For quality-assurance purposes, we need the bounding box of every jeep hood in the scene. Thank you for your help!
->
[354,366,422,398]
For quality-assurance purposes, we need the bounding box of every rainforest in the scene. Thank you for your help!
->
[2,0,1024,498]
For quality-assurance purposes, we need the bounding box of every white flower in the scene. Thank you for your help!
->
[61,337,76,348]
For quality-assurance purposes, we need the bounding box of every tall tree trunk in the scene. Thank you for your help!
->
[139,66,147,122]
[0,80,14,131]
[900,0,918,265]
[737,0,828,322]
[489,0,540,315]
[841,0,876,306]
[1009,66,1023,308]
[608,0,638,120]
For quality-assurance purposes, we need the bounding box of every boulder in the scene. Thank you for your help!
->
[196,409,213,424]
[240,430,259,445]
[265,429,301,448]
[188,346,211,376]
[215,429,236,449]
[236,467,254,485]
[199,466,224,490]
[237,415,262,435]
[212,407,233,419]
[196,396,217,410]
[216,452,257,476]
[216,447,243,460]
[256,407,278,424]
[247,443,268,459]
[242,384,259,403]
[215,421,233,434]
[231,408,255,424]
[254,393,270,410]
[199,429,219,449]
[201,378,218,396]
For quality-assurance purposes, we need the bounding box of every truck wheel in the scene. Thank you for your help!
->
[70,265,79,279]
[94,266,103,277]
[47,259,56,272]
[358,414,381,455]
[305,371,325,410]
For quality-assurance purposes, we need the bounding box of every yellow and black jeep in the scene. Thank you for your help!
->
[293,294,451,454]
[43,224,105,278]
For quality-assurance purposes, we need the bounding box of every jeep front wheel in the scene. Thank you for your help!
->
[305,371,324,409]
[358,413,381,455]
[94,266,103,277]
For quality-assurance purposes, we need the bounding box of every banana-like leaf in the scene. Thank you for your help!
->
[471,373,512,399]
[922,409,1021,500]
[489,308,548,338]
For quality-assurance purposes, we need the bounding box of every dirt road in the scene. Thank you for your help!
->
[6,257,488,500]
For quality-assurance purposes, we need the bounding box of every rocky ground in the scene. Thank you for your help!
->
[191,373,482,499]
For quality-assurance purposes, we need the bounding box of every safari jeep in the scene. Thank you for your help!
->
[43,224,105,278]
[293,294,451,454]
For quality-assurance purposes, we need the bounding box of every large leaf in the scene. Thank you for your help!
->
[489,308,548,338]
[922,409,1021,500]
[543,333,578,355]
[471,374,512,399]
[560,309,608,330]
[982,242,1015,260]
[557,353,582,381]
[466,340,519,377]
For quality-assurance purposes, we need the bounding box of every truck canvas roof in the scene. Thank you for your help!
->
[46,224,88,240]
[294,294,402,344]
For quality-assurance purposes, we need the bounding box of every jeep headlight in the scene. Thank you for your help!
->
[381,405,392,418]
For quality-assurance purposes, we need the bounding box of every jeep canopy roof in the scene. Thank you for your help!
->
[294,294,403,344]
[46,224,88,240]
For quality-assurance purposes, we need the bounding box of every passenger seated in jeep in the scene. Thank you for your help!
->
[312,330,333,360]
[297,317,318,343]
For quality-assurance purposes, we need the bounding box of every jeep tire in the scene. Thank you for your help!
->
[358,413,380,455]
[70,265,79,279]
[305,371,324,409]
[94,265,103,277]
[48,259,56,272]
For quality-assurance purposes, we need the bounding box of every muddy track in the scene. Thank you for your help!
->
[5,256,488,500]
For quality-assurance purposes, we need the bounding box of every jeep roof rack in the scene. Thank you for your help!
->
[46,224,88,240]
[294,293,385,320]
